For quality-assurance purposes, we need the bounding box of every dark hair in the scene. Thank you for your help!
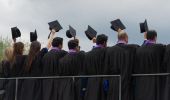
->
[12,42,24,63]
[25,41,41,71]
[68,39,79,49]
[146,30,157,40]
[52,37,63,47]
[96,34,108,45]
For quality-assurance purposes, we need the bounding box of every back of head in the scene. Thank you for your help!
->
[29,41,41,55]
[96,34,108,45]
[11,42,24,65]
[146,30,157,40]
[52,37,63,48]
[4,47,13,63]
[25,41,41,71]
[117,30,128,42]
[13,42,24,56]
[68,39,79,50]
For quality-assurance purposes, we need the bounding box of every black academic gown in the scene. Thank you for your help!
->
[162,44,170,100]
[0,60,15,100]
[8,55,27,100]
[2,55,27,100]
[83,47,107,100]
[17,48,48,100]
[58,51,85,100]
[11,55,27,77]
[104,44,139,100]
[133,44,165,100]
[42,49,67,100]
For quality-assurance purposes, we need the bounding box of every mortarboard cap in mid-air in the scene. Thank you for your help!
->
[11,27,21,39]
[66,25,76,38]
[48,20,63,32]
[140,19,149,33]
[30,30,38,42]
[85,25,97,40]
[48,20,63,39]
[110,19,126,31]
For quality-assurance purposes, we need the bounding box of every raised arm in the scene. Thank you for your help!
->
[144,32,147,40]
[46,29,56,49]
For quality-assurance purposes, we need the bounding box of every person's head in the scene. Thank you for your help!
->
[117,30,128,43]
[52,37,63,49]
[68,39,79,52]
[3,47,13,63]
[29,41,41,55]
[13,42,24,56]
[25,41,41,71]
[96,34,108,47]
[11,42,24,64]
[146,30,157,42]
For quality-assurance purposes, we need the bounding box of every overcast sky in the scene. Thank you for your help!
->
[0,0,170,51]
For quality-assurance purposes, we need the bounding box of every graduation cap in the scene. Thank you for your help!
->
[66,25,76,38]
[30,30,37,42]
[11,27,21,39]
[48,20,63,39]
[48,20,63,32]
[85,25,97,40]
[140,19,149,33]
[110,19,126,31]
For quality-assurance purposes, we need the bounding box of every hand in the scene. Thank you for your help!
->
[51,29,56,35]
[92,37,96,43]
[144,32,147,39]
[117,28,122,33]
[47,29,56,49]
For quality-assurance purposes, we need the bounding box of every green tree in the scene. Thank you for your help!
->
[0,37,11,61]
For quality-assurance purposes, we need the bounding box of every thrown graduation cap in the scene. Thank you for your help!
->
[110,19,126,31]
[66,25,76,38]
[30,30,37,42]
[140,19,149,33]
[48,20,63,32]
[11,27,21,39]
[85,25,97,40]
[48,20,63,39]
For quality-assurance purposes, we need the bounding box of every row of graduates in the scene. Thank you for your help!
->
[1,27,170,100]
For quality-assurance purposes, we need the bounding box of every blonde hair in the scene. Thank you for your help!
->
[3,47,13,63]
[117,30,128,40]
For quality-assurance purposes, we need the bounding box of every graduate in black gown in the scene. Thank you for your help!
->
[104,29,139,100]
[11,42,26,77]
[58,39,85,100]
[0,47,15,100]
[17,29,54,100]
[109,20,138,100]
[133,30,165,100]
[42,37,67,100]
[1,47,13,78]
[0,27,24,100]
[83,34,108,100]
[7,41,26,100]
[0,40,25,100]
